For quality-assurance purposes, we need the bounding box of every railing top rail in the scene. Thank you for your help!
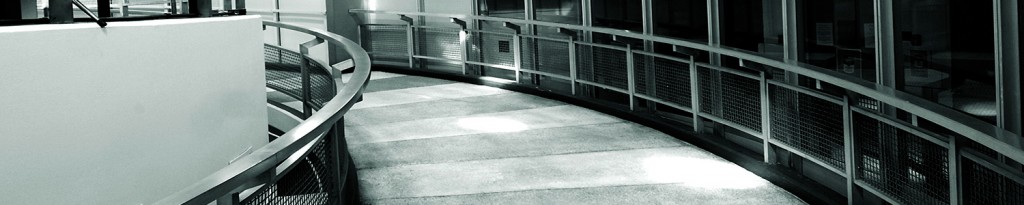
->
[349,9,1024,163]
[155,20,371,205]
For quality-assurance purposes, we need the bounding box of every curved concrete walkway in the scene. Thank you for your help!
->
[341,71,806,204]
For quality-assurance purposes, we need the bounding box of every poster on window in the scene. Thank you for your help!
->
[816,23,834,46]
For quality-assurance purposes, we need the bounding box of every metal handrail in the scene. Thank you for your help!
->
[71,0,107,27]
[155,20,371,205]
[349,9,1024,164]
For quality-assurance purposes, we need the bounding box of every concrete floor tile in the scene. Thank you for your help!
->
[351,83,511,110]
[349,122,687,169]
[345,93,565,126]
[345,105,623,144]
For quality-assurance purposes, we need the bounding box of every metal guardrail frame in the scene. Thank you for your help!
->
[351,9,1024,205]
[155,20,371,205]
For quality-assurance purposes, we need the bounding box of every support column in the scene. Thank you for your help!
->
[995,0,1022,136]
[328,0,364,63]
[782,0,798,63]
[707,0,721,65]
[874,0,896,88]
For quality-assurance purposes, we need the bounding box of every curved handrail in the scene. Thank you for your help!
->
[349,9,1024,163]
[155,20,371,205]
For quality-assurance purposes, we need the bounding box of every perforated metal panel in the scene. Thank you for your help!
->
[416,27,463,61]
[632,53,691,107]
[364,25,408,56]
[522,37,572,77]
[854,112,949,205]
[770,85,845,170]
[962,158,1024,205]
[246,45,341,205]
[264,45,336,109]
[244,136,334,205]
[576,44,628,90]
[467,31,516,67]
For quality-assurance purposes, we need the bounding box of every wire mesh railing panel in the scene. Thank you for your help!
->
[364,25,408,56]
[697,67,722,116]
[854,112,949,205]
[416,27,462,61]
[263,45,337,109]
[632,53,691,107]
[304,59,338,108]
[265,44,306,103]
[522,37,571,77]
[242,138,334,205]
[962,158,1024,205]
[633,54,650,96]
[244,45,343,205]
[467,31,515,67]
[575,44,628,90]
[770,85,845,170]
[720,72,761,132]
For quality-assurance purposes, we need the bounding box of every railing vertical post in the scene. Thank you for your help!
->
[948,134,962,204]
[760,70,775,164]
[569,39,578,95]
[513,34,522,83]
[48,0,73,24]
[328,117,350,205]
[626,44,636,111]
[401,15,415,68]
[690,55,703,134]
[215,192,239,205]
[460,30,468,75]
[843,95,861,204]
[299,37,325,118]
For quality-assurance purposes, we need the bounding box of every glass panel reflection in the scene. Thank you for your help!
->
[797,0,876,83]
[893,0,996,123]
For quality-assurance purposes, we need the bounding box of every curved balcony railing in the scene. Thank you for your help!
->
[156,20,370,205]
[351,9,1023,205]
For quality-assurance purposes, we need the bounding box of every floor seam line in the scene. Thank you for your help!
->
[354,144,687,171]
[346,120,630,145]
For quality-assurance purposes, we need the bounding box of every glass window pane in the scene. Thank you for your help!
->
[592,0,642,31]
[720,0,784,60]
[893,0,996,123]
[535,0,581,24]
[652,0,708,42]
[479,0,525,19]
[797,0,876,83]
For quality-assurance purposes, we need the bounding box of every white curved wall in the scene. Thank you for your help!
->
[0,16,267,204]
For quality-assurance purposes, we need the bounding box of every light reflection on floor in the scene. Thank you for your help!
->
[642,155,768,189]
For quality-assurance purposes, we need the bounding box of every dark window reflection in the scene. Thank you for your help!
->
[720,0,784,60]
[592,0,642,31]
[893,0,996,123]
[535,0,581,24]
[797,0,875,83]
[479,0,525,19]
[652,0,708,42]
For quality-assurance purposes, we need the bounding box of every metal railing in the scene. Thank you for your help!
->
[156,20,370,205]
[351,9,1024,205]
